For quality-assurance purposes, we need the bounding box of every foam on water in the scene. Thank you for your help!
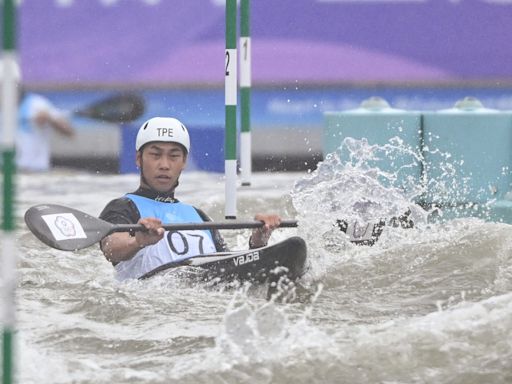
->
[6,137,512,383]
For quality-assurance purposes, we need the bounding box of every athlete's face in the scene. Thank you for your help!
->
[137,142,187,193]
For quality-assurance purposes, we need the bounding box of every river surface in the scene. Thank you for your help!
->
[5,145,512,383]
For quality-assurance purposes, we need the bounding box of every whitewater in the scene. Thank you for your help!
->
[3,138,512,383]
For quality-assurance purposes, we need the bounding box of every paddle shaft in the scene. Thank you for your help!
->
[108,220,298,235]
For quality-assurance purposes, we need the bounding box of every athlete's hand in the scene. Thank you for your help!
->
[135,217,165,248]
[250,214,281,248]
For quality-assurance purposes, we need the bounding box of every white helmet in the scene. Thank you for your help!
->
[135,117,190,153]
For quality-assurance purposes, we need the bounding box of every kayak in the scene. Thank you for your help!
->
[138,236,308,291]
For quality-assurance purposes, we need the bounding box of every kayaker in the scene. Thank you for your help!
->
[99,117,281,280]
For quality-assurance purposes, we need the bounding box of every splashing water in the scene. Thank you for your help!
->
[294,137,432,225]
[11,160,512,383]
[289,137,428,272]
[288,135,510,283]
[168,284,330,381]
[292,134,502,230]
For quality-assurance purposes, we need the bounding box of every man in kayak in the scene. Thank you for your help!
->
[99,117,281,280]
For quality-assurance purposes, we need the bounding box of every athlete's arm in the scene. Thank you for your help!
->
[99,197,150,263]
[34,109,74,137]
[101,218,164,263]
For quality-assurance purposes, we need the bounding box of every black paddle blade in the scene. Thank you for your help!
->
[74,93,145,123]
[24,204,113,251]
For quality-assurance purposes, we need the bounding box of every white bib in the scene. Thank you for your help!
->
[115,229,217,281]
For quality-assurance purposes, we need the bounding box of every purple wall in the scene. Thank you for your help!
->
[15,0,512,86]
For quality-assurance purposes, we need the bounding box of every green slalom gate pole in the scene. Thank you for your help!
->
[225,0,237,219]
[2,1,18,384]
[240,0,252,187]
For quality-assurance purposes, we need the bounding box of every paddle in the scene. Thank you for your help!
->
[73,92,145,123]
[24,204,298,252]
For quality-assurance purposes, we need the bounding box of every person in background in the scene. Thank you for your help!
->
[16,90,75,172]
[99,117,281,281]
[1,61,75,172]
